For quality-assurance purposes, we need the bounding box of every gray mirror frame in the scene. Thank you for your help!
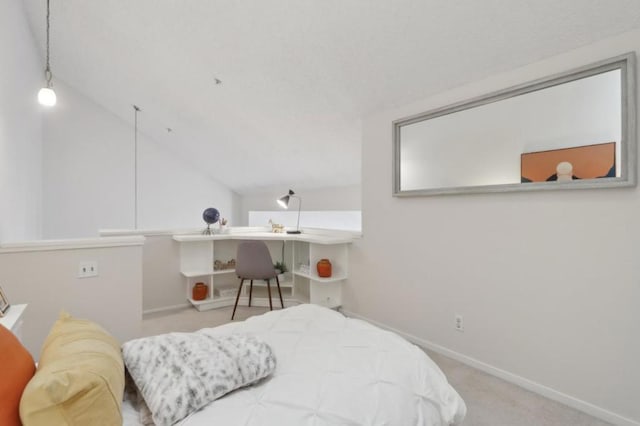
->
[392,52,637,196]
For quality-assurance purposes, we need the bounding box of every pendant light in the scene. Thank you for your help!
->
[38,0,56,107]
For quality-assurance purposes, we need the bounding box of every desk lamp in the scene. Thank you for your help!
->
[277,189,302,234]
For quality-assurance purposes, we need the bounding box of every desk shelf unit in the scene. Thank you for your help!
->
[291,239,349,308]
[173,232,351,311]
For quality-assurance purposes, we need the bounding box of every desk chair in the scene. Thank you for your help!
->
[231,240,284,320]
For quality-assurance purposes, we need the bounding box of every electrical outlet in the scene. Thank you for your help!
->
[455,314,464,332]
[78,261,98,278]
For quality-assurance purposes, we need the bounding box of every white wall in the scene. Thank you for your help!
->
[249,210,361,231]
[0,239,144,358]
[230,191,243,231]
[42,81,237,238]
[239,184,361,226]
[0,0,43,243]
[347,30,640,426]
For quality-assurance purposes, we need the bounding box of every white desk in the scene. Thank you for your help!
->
[173,231,354,311]
[172,231,354,245]
[0,303,27,342]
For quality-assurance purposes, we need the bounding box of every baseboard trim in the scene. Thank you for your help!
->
[143,303,191,315]
[339,309,639,426]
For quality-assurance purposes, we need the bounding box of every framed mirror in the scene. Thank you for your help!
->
[393,53,636,196]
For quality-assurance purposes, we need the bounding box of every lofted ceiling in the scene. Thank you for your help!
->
[22,0,640,194]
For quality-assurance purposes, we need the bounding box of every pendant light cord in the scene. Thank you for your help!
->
[133,105,141,229]
[44,0,52,86]
[295,196,302,232]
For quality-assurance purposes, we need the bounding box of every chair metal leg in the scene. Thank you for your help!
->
[266,279,273,310]
[275,275,284,309]
[248,280,254,307]
[231,278,244,320]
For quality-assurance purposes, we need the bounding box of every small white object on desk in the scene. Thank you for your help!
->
[297,264,310,275]
[0,303,27,343]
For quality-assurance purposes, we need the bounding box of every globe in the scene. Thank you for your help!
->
[202,207,220,224]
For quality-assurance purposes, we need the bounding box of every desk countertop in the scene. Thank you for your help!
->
[172,231,355,245]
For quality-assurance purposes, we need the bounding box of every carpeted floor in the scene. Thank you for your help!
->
[141,306,611,426]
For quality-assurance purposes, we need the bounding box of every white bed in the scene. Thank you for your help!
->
[123,304,466,426]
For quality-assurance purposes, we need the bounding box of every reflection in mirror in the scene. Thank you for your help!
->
[393,53,636,196]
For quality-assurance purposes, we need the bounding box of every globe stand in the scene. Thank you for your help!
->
[202,207,221,235]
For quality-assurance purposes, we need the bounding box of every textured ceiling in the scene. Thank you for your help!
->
[22,0,640,194]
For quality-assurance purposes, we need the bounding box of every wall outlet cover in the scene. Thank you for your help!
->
[455,314,464,332]
[78,261,98,278]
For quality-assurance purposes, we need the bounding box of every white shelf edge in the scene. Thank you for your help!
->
[181,269,237,277]
[181,270,214,278]
[293,270,347,283]
[173,234,229,242]
[188,297,216,306]
[243,280,294,288]
[213,269,236,275]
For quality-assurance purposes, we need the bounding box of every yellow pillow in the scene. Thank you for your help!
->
[19,312,124,426]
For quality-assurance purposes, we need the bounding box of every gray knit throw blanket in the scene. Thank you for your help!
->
[122,332,276,426]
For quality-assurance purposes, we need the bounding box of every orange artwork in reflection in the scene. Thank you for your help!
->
[521,142,616,182]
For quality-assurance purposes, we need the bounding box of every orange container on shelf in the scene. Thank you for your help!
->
[192,282,208,301]
[316,259,332,278]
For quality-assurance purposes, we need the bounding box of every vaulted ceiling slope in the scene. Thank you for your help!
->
[23,0,640,194]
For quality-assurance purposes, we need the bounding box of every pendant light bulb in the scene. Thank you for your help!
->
[38,86,57,106]
[38,0,56,107]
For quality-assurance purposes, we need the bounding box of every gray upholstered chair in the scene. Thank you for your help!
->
[231,240,284,320]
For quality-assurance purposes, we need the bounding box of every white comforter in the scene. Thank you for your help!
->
[124,304,466,426]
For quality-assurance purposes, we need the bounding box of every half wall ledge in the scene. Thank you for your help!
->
[0,236,146,253]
